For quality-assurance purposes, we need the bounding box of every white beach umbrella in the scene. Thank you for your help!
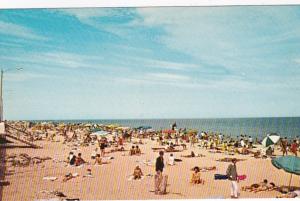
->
[262,133,280,147]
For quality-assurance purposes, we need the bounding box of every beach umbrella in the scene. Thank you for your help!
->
[262,133,280,147]
[272,156,300,189]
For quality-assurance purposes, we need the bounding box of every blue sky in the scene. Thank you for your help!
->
[0,6,300,120]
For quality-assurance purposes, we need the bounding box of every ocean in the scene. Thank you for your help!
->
[34,117,300,140]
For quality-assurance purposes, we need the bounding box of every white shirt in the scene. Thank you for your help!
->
[168,156,175,166]
[241,140,245,147]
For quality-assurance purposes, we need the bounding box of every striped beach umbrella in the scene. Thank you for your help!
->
[262,133,280,147]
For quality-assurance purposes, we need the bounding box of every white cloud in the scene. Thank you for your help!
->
[147,72,190,81]
[0,51,105,69]
[0,20,47,40]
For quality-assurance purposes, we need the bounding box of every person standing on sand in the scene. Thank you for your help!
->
[226,158,239,199]
[280,137,288,156]
[155,151,165,194]
[291,140,298,156]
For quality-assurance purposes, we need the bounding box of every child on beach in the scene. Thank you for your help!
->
[190,166,204,184]
[133,165,143,179]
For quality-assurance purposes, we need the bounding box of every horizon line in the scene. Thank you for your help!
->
[7,115,300,122]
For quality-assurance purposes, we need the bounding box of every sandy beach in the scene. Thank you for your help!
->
[1,123,299,201]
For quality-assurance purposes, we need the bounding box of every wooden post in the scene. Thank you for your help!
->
[288,173,293,190]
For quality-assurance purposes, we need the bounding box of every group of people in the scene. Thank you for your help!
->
[280,137,299,156]
[68,152,86,166]
[129,146,142,155]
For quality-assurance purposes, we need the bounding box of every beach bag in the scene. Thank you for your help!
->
[160,175,168,194]
[214,174,228,180]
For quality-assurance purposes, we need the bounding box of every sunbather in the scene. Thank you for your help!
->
[68,152,76,165]
[190,166,204,184]
[94,154,110,165]
[277,190,300,198]
[135,146,141,155]
[253,182,276,193]
[130,146,136,156]
[181,151,196,158]
[75,153,85,166]
[133,165,143,180]
[63,173,77,182]
[168,154,175,166]
[242,179,268,192]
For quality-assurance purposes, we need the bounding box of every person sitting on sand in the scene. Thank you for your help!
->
[181,151,196,158]
[168,154,175,166]
[241,145,250,155]
[68,152,76,166]
[190,166,204,184]
[94,154,110,165]
[133,165,143,180]
[135,146,141,155]
[130,146,136,156]
[75,153,85,166]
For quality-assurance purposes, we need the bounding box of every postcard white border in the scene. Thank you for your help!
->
[1,0,300,9]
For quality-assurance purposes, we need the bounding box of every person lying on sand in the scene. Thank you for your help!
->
[75,153,85,166]
[63,173,78,182]
[94,154,110,165]
[190,166,204,184]
[242,179,276,192]
[216,158,245,162]
[276,190,300,198]
[242,179,268,191]
[181,151,199,158]
[133,165,143,180]
[191,166,216,171]
[253,182,276,193]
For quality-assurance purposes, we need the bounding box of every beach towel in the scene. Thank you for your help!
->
[214,174,228,180]
[237,175,246,181]
[43,176,58,181]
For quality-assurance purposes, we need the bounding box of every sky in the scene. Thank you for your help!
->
[0,6,300,120]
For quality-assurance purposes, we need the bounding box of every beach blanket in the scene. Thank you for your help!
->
[214,174,228,180]
[238,175,247,181]
[43,176,58,181]
[216,158,246,162]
